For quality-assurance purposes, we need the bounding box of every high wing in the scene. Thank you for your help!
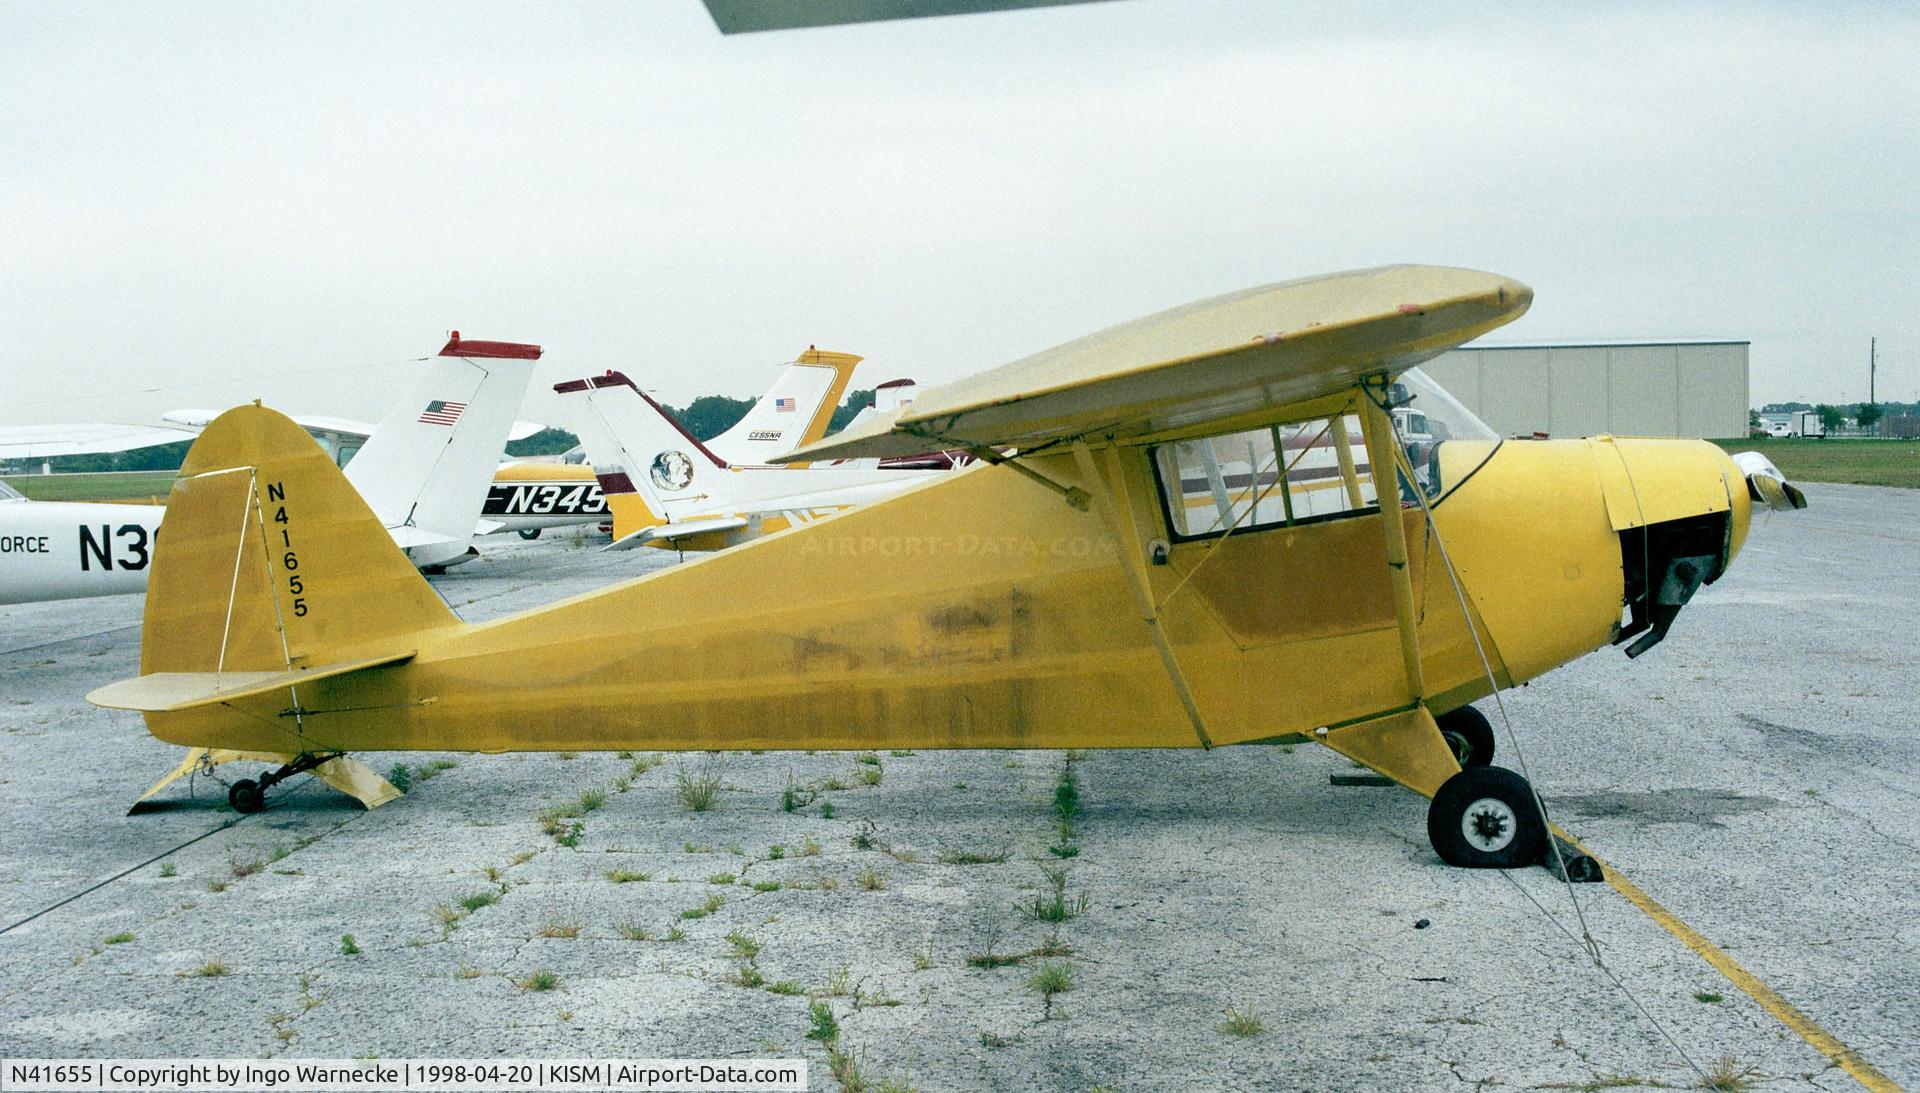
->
[777,265,1530,464]
[0,422,199,460]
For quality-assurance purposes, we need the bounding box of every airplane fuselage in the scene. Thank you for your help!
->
[0,500,164,605]
[135,429,1750,755]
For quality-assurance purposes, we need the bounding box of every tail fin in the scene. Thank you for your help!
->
[706,348,860,464]
[135,404,457,682]
[343,334,539,566]
[555,372,733,522]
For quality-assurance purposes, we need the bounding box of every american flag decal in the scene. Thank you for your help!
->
[774,397,796,413]
[418,400,467,426]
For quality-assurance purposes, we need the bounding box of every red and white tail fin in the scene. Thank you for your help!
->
[554,372,733,523]
[344,334,539,567]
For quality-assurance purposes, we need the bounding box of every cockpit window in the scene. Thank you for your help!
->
[1152,414,1381,540]
[1148,369,1500,541]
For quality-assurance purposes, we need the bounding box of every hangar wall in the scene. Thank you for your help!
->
[1420,341,1750,440]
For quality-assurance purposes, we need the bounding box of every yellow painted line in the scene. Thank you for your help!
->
[1553,826,1903,1093]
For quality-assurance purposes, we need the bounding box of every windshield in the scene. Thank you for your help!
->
[1390,367,1499,502]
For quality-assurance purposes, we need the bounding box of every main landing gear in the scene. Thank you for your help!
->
[1427,765,1548,869]
[226,753,339,814]
[1436,705,1495,768]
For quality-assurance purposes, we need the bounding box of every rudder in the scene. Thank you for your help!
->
[141,403,459,679]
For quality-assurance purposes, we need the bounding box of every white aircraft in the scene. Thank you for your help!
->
[555,365,951,551]
[344,334,538,569]
[479,347,861,539]
[0,479,165,605]
[0,334,536,603]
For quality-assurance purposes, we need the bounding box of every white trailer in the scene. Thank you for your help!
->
[1791,409,1825,438]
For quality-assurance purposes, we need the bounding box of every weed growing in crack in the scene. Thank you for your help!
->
[1027,961,1073,1017]
[676,768,724,811]
[1221,1004,1263,1037]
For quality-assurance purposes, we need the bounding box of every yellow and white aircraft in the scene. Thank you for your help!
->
[88,265,1806,867]
[556,357,955,552]
[479,347,861,540]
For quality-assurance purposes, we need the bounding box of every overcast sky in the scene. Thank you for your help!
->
[2,0,1914,431]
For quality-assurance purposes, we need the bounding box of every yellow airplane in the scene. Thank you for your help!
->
[88,265,1805,867]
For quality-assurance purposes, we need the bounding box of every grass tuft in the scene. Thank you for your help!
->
[1221,1003,1263,1037]
[1700,1054,1758,1091]
[606,869,651,884]
[338,934,360,956]
[517,970,560,992]
[1026,960,1073,1016]
[681,893,726,920]
[806,1001,839,1043]
[1023,867,1088,923]
[675,766,724,812]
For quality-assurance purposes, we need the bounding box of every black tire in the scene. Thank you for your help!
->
[1427,766,1546,868]
[1436,705,1495,768]
[228,779,265,814]
[518,528,542,540]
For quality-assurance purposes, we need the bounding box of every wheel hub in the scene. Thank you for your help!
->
[1460,796,1516,852]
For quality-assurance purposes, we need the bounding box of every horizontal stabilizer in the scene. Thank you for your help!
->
[386,525,462,549]
[87,651,415,712]
[777,265,1530,464]
[603,516,750,552]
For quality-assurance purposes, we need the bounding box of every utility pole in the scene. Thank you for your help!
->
[1869,336,1876,405]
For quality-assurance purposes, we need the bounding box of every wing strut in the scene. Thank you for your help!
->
[962,445,1090,511]
[1069,441,1214,749]
[1311,381,1461,798]
[1356,382,1427,703]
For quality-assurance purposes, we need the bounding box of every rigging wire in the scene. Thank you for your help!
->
[1369,379,1714,1088]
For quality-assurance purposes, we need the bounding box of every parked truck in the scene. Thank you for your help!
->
[1791,409,1825,438]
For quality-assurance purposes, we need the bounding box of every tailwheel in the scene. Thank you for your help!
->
[1436,705,1495,768]
[225,753,338,814]
[1427,766,1546,868]
[228,779,266,814]
[518,528,542,540]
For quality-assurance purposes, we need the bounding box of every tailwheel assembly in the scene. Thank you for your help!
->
[227,779,265,814]
[225,753,339,814]
[1427,765,1547,868]
[1436,704,1495,768]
